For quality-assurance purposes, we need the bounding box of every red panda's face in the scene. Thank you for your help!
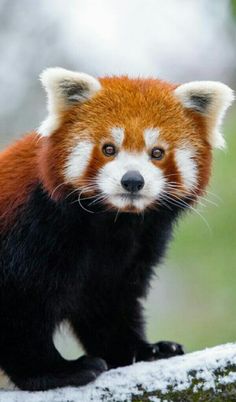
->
[38,69,234,213]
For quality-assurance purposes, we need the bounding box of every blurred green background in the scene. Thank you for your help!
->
[147,108,236,351]
[0,0,235,357]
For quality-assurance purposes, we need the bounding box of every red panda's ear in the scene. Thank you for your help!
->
[174,81,234,149]
[37,67,101,137]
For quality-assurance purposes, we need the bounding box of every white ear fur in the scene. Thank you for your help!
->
[38,67,101,136]
[174,81,234,149]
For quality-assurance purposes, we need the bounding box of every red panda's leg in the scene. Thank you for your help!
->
[71,299,147,368]
[71,299,184,368]
[1,349,107,391]
[0,323,107,391]
[7,356,107,391]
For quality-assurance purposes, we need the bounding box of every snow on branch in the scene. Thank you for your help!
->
[0,343,236,401]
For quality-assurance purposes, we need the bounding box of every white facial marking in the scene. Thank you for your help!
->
[64,140,93,181]
[111,127,125,146]
[97,151,166,210]
[144,128,160,148]
[175,148,197,191]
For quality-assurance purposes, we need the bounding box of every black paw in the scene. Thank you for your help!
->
[71,355,108,385]
[78,355,108,374]
[152,341,184,359]
[136,341,184,362]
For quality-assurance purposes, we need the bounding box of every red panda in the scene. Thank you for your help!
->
[0,68,233,391]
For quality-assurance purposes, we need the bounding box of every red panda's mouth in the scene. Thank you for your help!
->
[119,193,145,200]
[105,193,153,212]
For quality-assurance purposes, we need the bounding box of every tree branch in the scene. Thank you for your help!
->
[0,343,236,401]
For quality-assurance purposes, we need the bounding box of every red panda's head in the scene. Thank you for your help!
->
[38,68,234,212]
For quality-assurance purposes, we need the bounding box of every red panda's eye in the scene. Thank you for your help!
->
[102,144,117,157]
[151,147,165,160]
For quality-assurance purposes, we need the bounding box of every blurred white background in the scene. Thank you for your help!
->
[0,0,235,144]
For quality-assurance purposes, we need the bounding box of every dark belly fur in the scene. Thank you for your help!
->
[0,185,182,390]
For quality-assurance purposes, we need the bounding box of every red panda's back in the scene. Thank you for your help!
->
[0,133,39,230]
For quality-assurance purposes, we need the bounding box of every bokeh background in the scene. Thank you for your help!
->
[0,0,235,355]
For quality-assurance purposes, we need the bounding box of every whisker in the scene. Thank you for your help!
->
[70,194,99,204]
[158,196,173,211]
[114,209,120,223]
[88,194,109,206]
[77,197,94,214]
[204,189,222,201]
[197,196,218,207]
[160,192,211,232]
[159,194,187,211]
[51,182,68,198]
[77,189,95,214]
[65,188,79,199]
[165,183,218,207]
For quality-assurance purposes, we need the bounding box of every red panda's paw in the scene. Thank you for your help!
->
[136,341,184,362]
[78,355,108,374]
[68,356,108,386]
[153,341,185,359]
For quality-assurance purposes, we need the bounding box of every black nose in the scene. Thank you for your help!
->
[121,170,145,193]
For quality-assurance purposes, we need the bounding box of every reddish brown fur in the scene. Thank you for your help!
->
[0,133,39,230]
[0,76,212,227]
